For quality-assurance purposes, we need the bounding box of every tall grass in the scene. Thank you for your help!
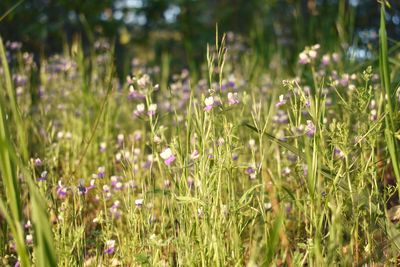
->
[1,2,400,266]
[0,37,56,266]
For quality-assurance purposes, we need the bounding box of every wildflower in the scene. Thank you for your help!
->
[248,139,256,148]
[321,54,330,66]
[77,184,87,195]
[275,94,287,107]
[135,198,144,207]
[24,220,32,229]
[160,148,176,166]
[332,52,340,62]
[217,137,225,146]
[246,167,256,180]
[104,240,116,254]
[133,131,142,141]
[103,185,110,193]
[204,96,214,111]
[110,201,121,219]
[137,74,150,88]
[153,135,162,144]
[56,180,68,199]
[34,158,42,167]
[305,120,316,137]
[334,147,345,158]
[282,166,291,176]
[37,171,48,181]
[264,202,272,211]
[97,166,106,178]
[87,179,96,191]
[227,92,239,105]
[232,153,238,161]
[128,85,145,100]
[147,103,157,117]
[133,103,145,117]
[117,134,124,146]
[99,142,107,153]
[187,177,194,189]
[65,132,72,139]
[190,149,199,160]
[26,234,33,245]
[308,49,317,59]
[370,109,377,121]
[298,52,309,65]
[164,179,171,188]
[57,131,64,139]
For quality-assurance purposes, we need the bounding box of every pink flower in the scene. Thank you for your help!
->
[227,92,239,105]
[204,96,214,111]
[160,148,176,166]
[275,94,287,107]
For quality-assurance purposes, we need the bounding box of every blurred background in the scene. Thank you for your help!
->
[1,0,400,77]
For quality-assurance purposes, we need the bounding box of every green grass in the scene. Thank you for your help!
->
[0,2,400,266]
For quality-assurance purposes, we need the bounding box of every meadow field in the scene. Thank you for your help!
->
[1,1,400,266]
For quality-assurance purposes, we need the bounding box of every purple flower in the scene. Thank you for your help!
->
[97,166,105,178]
[246,167,256,180]
[56,180,68,199]
[133,103,145,117]
[104,240,116,254]
[24,220,32,229]
[227,92,239,105]
[305,120,316,137]
[99,142,107,153]
[147,104,157,117]
[160,148,176,166]
[135,198,144,207]
[204,96,214,111]
[37,171,48,181]
[298,52,309,65]
[110,201,121,219]
[187,177,194,189]
[275,94,287,107]
[34,158,43,167]
[321,54,330,66]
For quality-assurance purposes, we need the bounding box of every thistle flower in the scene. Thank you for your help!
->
[104,240,116,254]
[160,148,176,166]
[204,96,214,111]
[275,94,287,107]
